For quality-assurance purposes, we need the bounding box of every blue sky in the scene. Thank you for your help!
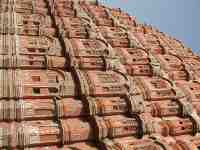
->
[101,0,200,54]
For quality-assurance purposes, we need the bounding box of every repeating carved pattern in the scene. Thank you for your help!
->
[0,0,200,149]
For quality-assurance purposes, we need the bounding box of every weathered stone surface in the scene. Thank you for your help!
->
[0,0,200,149]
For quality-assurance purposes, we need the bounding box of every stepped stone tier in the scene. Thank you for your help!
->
[0,0,200,149]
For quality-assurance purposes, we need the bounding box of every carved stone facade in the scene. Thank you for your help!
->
[0,0,199,149]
